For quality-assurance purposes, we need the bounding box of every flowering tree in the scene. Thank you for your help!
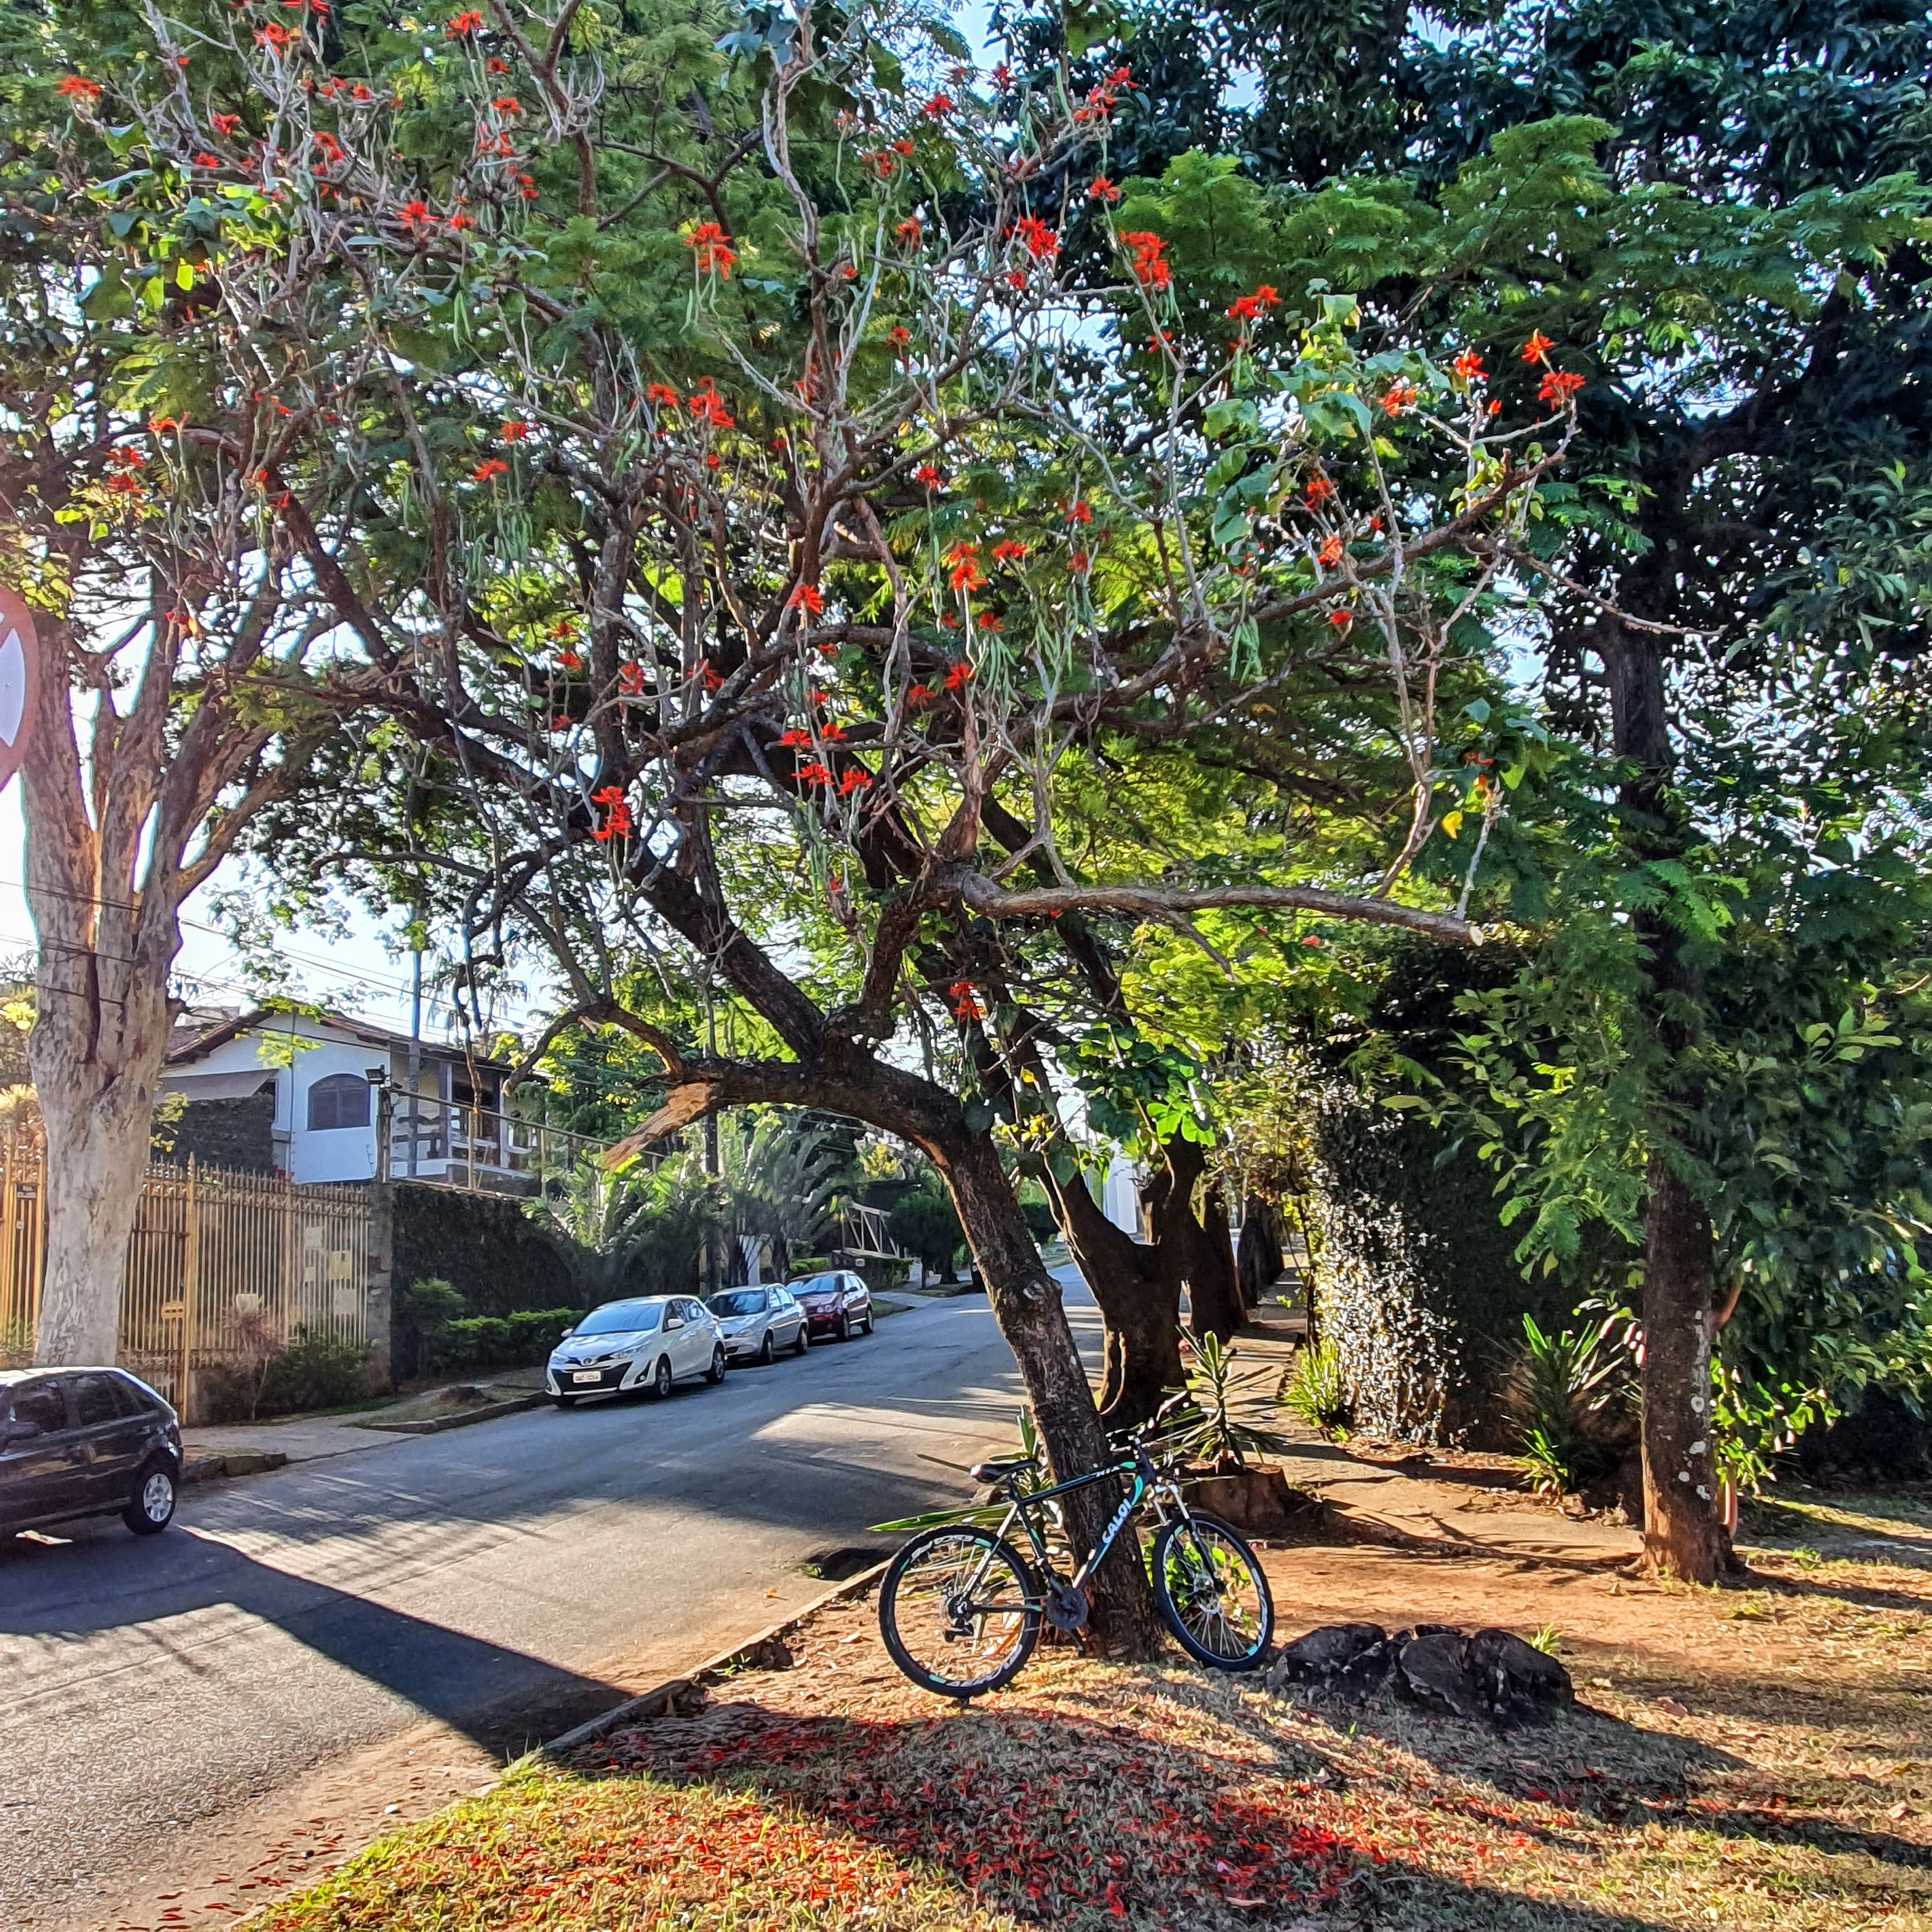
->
[107,0,1589,1640]
[0,24,415,1363]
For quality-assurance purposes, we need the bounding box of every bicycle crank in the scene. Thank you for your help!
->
[1043,1581,1089,1631]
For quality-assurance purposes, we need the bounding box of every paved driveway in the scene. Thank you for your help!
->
[2,1280,1098,1930]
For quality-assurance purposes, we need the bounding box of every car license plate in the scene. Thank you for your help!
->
[571,1371,602,1384]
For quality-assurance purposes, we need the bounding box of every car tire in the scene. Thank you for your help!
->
[794,1322,809,1355]
[652,1356,674,1400]
[759,1331,776,1366]
[707,1343,727,1384]
[124,1458,177,1536]
[554,1394,578,1409]
[836,1310,850,1342]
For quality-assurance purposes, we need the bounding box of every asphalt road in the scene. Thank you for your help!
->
[1,1280,1099,1930]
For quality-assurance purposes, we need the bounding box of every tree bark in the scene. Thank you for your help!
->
[936,1133,1164,1658]
[1637,1153,1731,1579]
[1600,579,1732,1582]
[1045,1162,1183,1426]
[1237,1196,1284,1314]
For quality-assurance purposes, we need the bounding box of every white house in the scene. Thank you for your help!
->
[159,1008,518,1188]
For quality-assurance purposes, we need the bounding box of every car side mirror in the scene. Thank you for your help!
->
[665,1315,683,1330]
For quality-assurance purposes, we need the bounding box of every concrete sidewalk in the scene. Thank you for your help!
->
[182,1372,548,1466]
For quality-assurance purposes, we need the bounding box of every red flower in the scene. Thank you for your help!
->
[1381,380,1417,416]
[976,612,1002,631]
[1451,348,1485,383]
[645,382,679,409]
[1087,176,1120,203]
[820,721,846,741]
[617,663,646,695]
[837,768,873,795]
[1538,368,1586,407]
[490,95,522,113]
[797,761,833,788]
[946,544,983,593]
[914,463,944,489]
[500,418,531,441]
[1327,608,1352,630]
[896,216,922,247]
[1521,330,1555,363]
[906,683,932,709]
[1066,500,1092,525]
[788,584,825,617]
[699,660,723,693]
[1305,475,1334,506]
[1068,551,1090,572]
[590,785,632,842]
[686,221,736,277]
[57,75,104,103]
[948,980,982,1021]
[991,540,1028,564]
[472,457,509,483]
[944,661,974,690]
[1013,215,1057,262]
[779,728,812,749]
[889,325,911,347]
[922,93,953,117]
[397,199,434,234]
[1317,535,1344,569]
[1117,231,1171,292]
[686,380,733,429]
[446,8,484,35]
[254,22,298,49]
[554,650,583,671]
[1227,285,1281,323]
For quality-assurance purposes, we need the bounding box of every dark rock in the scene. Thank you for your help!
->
[1395,1632,1491,1722]
[1266,1622,1396,1698]
[1467,1627,1572,1721]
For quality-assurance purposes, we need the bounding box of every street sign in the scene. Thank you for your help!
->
[0,586,40,797]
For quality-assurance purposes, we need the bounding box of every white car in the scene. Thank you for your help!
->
[706,1286,810,1365]
[546,1295,725,1407]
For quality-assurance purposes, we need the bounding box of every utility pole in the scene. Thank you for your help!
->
[704,984,719,1294]
[406,939,422,1180]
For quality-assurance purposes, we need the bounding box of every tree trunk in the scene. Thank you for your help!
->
[1237,1197,1284,1314]
[1639,1154,1732,1579]
[1601,589,1731,1584]
[1044,1163,1183,1427]
[1151,1137,1243,1342]
[1192,1181,1244,1338]
[940,1133,1163,1658]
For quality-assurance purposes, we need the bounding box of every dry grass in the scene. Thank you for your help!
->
[249,1500,1932,1931]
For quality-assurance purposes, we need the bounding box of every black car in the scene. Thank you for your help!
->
[1,1367,183,1539]
[787,1270,874,1341]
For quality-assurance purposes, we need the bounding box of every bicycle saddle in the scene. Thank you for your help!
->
[970,1455,1038,1483]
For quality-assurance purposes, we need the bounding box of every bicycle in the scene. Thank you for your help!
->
[877,1405,1274,1698]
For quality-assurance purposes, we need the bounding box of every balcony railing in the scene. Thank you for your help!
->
[385,1095,614,1195]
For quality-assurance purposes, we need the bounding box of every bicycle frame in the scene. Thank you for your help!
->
[972,1441,1192,1606]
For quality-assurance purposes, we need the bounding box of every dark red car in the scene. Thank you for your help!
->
[787,1270,874,1341]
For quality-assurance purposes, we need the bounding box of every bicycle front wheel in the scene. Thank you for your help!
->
[879,1527,1041,1698]
[1152,1513,1274,1671]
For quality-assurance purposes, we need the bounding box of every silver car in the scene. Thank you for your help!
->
[546,1295,726,1406]
[705,1286,810,1365]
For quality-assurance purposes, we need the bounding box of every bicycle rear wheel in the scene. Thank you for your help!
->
[879,1527,1041,1698]
[1151,1513,1273,1670]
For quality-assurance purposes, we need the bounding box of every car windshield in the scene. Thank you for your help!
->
[707,1291,766,1317]
[572,1300,662,1337]
[792,1274,841,1297]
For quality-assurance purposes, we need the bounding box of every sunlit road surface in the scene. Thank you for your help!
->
[2,1277,1100,1929]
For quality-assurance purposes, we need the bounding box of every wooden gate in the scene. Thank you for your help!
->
[0,1130,375,1420]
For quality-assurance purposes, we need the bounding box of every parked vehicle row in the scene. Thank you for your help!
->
[1,1367,183,1541]
[544,1272,874,1407]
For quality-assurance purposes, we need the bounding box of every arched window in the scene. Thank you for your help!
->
[306,1073,371,1131]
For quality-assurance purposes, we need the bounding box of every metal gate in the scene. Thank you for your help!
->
[0,1130,375,1419]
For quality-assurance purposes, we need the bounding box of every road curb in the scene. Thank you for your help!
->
[182,1449,291,1485]
[363,1393,545,1435]
[541,1559,892,1759]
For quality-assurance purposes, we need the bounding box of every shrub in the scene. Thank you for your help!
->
[254,1329,376,1415]
[1505,1314,1635,1495]
[1282,1339,1352,1442]
[438,1306,579,1372]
